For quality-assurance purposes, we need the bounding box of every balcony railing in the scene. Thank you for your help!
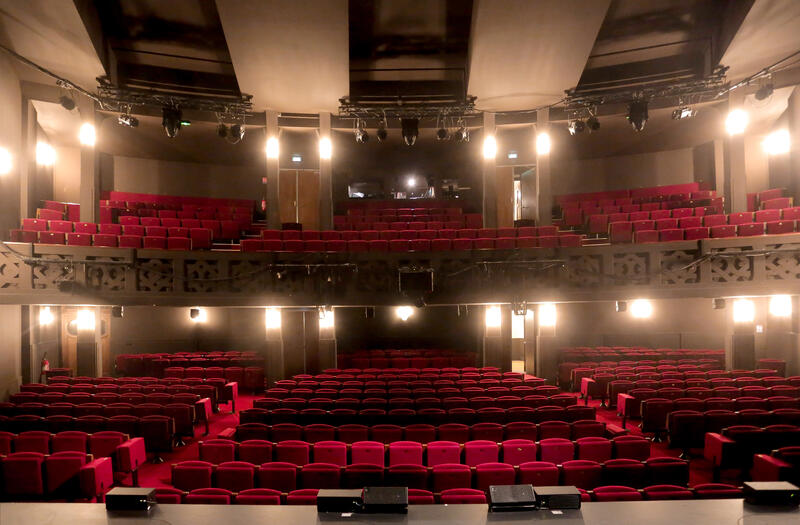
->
[2,234,800,306]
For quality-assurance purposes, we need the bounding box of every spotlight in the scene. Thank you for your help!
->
[217,123,228,138]
[0,147,12,175]
[59,95,76,111]
[266,137,279,159]
[39,306,54,325]
[586,116,600,131]
[355,127,369,144]
[568,120,585,136]
[118,114,139,127]
[396,306,414,321]
[671,107,696,120]
[769,295,792,317]
[318,306,334,329]
[762,129,790,155]
[111,306,124,318]
[512,300,527,316]
[630,299,653,319]
[453,125,469,142]
[733,298,755,323]
[265,307,281,329]
[485,305,502,328]
[725,109,748,135]
[401,118,419,146]
[36,142,56,166]
[414,296,426,308]
[539,303,557,327]
[79,123,96,147]
[189,307,207,322]
[627,100,649,132]
[436,127,448,140]
[162,106,183,138]
[319,137,332,159]
[755,83,774,101]
[230,123,245,143]
[407,176,416,188]
[376,124,388,142]
[76,309,96,331]
[536,132,551,155]
[483,135,497,159]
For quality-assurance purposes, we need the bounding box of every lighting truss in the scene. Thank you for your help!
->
[338,94,479,121]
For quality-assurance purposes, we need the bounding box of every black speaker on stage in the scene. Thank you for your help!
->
[489,485,537,512]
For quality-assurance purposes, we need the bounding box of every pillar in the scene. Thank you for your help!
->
[0,305,23,398]
[20,99,36,221]
[78,95,99,223]
[318,309,337,372]
[520,124,537,222]
[482,112,497,228]
[75,307,100,377]
[765,296,799,377]
[265,110,281,229]
[788,87,800,205]
[483,304,512,371]
[319,112,333,231]
[521,310,537,375]
[264,308,284,386]
[725,299,756,371]
[536,109,552,226]
[723,92,747,214]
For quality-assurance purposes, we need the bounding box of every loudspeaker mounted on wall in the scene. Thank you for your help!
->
[713,298,726,309]
[615,301,627,313]
[112,306,124,318]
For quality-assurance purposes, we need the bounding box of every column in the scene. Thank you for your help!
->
[20,99,36,221]
[482,305,512,371]
[264,308,284,386]
[520,124,537,222]
[78,95,99,223]
[482,112,497,228]
[723,92,747,214]
[317,308,337,372]
[764,296,799,377]
[788,88,800,205]
[318,112,333,231]
[536,109,552,226]
[75,307,100,377]
[521,309,537,375]
[265,110,281,229]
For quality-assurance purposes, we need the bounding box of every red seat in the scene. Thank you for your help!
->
[235,488,281,505]
[593,485,643,502]
[642,484,693,500]
[635,230,658,243]
[518,461,559,485]
[609,222,632,243]
[185,487,234,504]
[684,227,709,240]
[300,462,341,489]
[561,459,602,489]
[737,223,764,236]
[171,460,213,491]
[710,225,736,238]
[659,229,683,242]
[216,461,256,492]
[432,463,472,492]
[475,462,516,492]
[258,462,297,492]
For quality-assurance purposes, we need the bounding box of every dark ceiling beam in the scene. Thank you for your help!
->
[71,0,108,77]
[711,0,756,68]
[117,63,241,97]
[576,54,705,93]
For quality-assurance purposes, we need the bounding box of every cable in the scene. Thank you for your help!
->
[717,48,800,98]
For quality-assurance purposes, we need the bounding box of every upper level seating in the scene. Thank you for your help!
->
[749,188,793,211]
[338,349,478,369]
[99,191,253,225]
[115,351,263,377]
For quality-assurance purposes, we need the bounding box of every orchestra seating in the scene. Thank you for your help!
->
[752,446,800,484]
[337,349,477,369]
[703,424,800,480]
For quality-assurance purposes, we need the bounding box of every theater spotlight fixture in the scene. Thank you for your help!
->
[436,127,449,140]
[755,83,774,101]
[671,107,695,120]
[59,95,76,111]
[376,121,388,142]
[354,120,369,144]
[725,109,748,135]
[396,306,414,322]
[217,123,228,138]
[111,306,124,318]
[586,115,600,132]
[512,301,527,316]
[401,118,419,146]
[118,114,139,127]
[627,100,649,132]
[568,120,585,136]
[162,106,183,138]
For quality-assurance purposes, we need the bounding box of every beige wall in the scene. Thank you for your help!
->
[113,156,263,200]
[551,147,695,196]
[0,54,22,238]
[0,305,22,400]
[53,145,81,203]
[744,132,770,195]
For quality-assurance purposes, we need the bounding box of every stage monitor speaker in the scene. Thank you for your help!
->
[361,486,408,513]
[743,481,799,506]
[489,484,536,512]
[105,487,155,511]
[533,486,581,510]
[317,489,363,513]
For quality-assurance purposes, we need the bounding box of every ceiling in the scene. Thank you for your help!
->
[2,0,799,163]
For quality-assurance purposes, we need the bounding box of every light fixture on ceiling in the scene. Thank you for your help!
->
[318,306,334,329]
[396,306,414,322]
[485,305,502,328]
[407,176,416,188]
[79,123,96,147]
[769,295,792,317]
[118,114,139,127]
[568,119,585,136]
[217,123,228,138]
[376,122,388,142]
[671,107,696,120]
[354,120,369,144]
[725,109,748,135]
[39,306,54,326]
[229,123,245,143]
[189,307,207,323]
[59,95,76,111]
[755,83,774,101]
[76,309,96,331]
[265,307,281,329]
[630,299,653,319]
[733,298,755,323]
[627,100,649,132]
[539,303,557,327]
[436,127,449,140]
[401,118,419,146]
[0,147,12,175]
[586,115,600,131]
[162,106,183,138]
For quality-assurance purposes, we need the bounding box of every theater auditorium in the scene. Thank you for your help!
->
[0,0,798,523]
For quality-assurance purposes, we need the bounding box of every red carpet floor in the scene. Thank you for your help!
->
[136,393,727,489]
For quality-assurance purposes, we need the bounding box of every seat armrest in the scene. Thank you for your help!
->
[751,454,793,481]
[605,424,628,438]
[117,437,146,473]
[80,457,114,500]
[617,394,635,416]
[703,432,733,466]
[217,427,236,440]
[580,377,595,398]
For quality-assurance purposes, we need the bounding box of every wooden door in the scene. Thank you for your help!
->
[297,170,320,230]
[279,169,298,224]
[496,166,514,228]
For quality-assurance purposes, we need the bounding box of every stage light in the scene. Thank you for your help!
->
[266,137,279,159]
[726,109,748,135]
[118,114,139,127]
[407,176,416,188]
[401,118,419,146]
[59,95,75,111]
[265,307,281,329]
[0,147,11,174]
[319,137,332,159]
[396,306,414,321]
[217,124,228,138]
[627,100,649,132]
[630,299,653,319]
[539,303,557,327]
[769,295,792,317]
[568,120,585,136]
[355,127,369,144]
[755,83,774,101]
[377,124,388,142]
[229,124,245,143]
[319,307,335,329]
[77,309,95,331]
[672,107,696,120]
[733,298,755,323]
[39,306,54,326]
[762,129,790,155]
[482,135,497,159]
[454,125,469,142]
[536,132,551,155]
[436,127,449,140]
[162,106,182,138]
[189,307,207,323]
[485,305,502,328]
[586,116,600,131]
[291,154,302,163]
[79,123,96,147]
[36,142,56,166]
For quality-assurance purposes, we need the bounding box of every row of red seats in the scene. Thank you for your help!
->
[338,356,478,369]
[347,207,463,216]
[1,451,113,500]
[102,199,251,213]
[263,385,559,399]
[572,204,722,230]
[588,380,797,408]
[167,456,689,493]
[266,226,559,239]
[118,214,247,232]
[232,403,596,429]
[576,372,783,397]
[21,380,225,400]
[233,419,614,445]
[39,367,261,386]
[10,230,208,250]
[560,347,724,357]
[241,235,583,253]
[117,208,250,221]
[557,183,704,206]
[703,424,800,478]
[149,483,743,505]
[334,216,480,230]
[295,365,503,376]
[193,436,642,469]
[613,220,800,243]
[752,446,800,483]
